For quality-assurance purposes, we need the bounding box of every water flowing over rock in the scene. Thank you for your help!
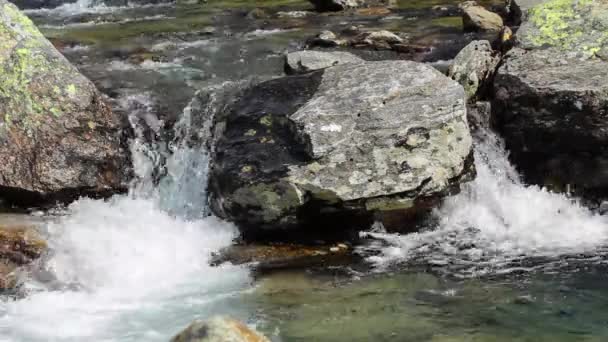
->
[448,40,499,100]
[208,60,474,241]
[285,50,363,74]
[460,1,504,32]
[493,0,608,197]
[0,0,129,205]
[171,317,270,342]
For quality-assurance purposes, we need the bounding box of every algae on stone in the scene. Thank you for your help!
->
[520,0,608,57]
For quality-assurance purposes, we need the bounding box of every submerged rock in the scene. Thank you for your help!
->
[0,223,46,290]
[448,40,499,100]
[460,1,504,32]
[213,243,355,272]
[208,60,473,241]
[285,50,363,74]
[492,0,608,197]
[308,30,348,47]
[0,0,129,205]
[171,316,270,342]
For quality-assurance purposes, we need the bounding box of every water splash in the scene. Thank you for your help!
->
[0,197,249,341]
[365,128,608,277]
[0,88,250,341]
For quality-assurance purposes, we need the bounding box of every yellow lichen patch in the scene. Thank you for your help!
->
[66,84,77,96]
[259,115,273,126]
[527,0,608,56]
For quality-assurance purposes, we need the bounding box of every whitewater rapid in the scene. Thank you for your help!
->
[0,197,250,341]
[366,128,608,277]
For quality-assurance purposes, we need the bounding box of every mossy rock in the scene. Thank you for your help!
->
[0,0,129,204]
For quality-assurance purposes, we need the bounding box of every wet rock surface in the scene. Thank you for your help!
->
[448,40,499,100]
[460,1,504,32]
[0,0,130,206]
[285,50,364,74]
[493,0,608,197]
[493,47,608,196]
[208,60,473,241]
[213,242,356,272]
[0,219,46,291]
[172,316,270,342]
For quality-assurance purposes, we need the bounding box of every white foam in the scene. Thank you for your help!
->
[39,14,174,29]
[365,128,608,276]
[0,196,250,341]
[24,0,173,17]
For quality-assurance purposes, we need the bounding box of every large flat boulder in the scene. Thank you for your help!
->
[0,0,129,204]
[208,61,474,240]
[493,0,608,197]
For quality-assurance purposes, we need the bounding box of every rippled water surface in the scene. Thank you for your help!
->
[3,0,608,341]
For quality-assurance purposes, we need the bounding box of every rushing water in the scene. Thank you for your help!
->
[4,0,608,340]
[364,128,608,277]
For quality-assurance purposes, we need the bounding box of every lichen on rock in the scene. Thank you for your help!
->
[0,0,129,204]
[519,0,608,57]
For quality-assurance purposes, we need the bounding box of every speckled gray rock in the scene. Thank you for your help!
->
[460,1,504,32]
[208,60,474,240]
[0,0,128,204]
[171,316,270,342]
[285,50,363,74]
[448,40,499,100]
[493,47,608,196]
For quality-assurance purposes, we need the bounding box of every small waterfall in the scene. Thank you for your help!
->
[365,127,608,277]
[0,92,251,341]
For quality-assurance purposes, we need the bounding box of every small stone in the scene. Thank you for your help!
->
[460,1,504,32]
[171,316,270,342]
[285,50,364,74]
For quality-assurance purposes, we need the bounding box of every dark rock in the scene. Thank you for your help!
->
[492,0,608,198]
[8,0,76,9]
[309,0,360,12]
[493,48,608,196]
[308,30,348,47]
[0,1,129,206]
[207,61,473,241]
[467,101,491,131]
